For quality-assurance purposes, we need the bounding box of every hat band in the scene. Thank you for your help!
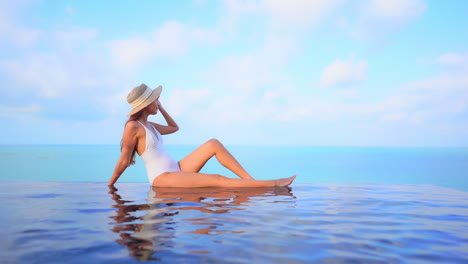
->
[130,88,152,108]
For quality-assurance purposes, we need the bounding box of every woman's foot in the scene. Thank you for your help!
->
[275,175,296,187]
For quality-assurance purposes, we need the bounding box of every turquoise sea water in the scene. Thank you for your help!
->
[1,145,468,263]
[0,145,467,191]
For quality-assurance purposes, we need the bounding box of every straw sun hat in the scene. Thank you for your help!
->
[127,83,162,116]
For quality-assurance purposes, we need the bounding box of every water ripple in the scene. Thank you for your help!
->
[1,182,467,263]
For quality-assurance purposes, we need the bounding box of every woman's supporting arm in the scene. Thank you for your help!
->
[108,122,139,186]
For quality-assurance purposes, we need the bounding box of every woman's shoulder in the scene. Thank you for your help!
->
[125,120,142,132]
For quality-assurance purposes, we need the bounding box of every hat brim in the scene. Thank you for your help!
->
[127,85,162,116]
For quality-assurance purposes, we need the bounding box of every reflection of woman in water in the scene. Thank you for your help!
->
[108,185,295,260]
[108,84,296,187]
[108,186,175,261]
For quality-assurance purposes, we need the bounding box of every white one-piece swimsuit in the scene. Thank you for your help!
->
[136,121,180,184]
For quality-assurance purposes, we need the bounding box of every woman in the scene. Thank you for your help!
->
[109,84,296,187]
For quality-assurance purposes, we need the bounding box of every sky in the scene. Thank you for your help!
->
[0,0,467,146]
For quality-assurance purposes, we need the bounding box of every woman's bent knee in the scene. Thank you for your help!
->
[207,138,222,149]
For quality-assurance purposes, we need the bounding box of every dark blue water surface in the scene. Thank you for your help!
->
[0,181,467,263]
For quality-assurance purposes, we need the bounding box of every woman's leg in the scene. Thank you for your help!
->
[153,172,296,188]
[179,139,253,179]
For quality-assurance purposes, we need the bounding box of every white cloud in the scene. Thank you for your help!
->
[109,37,154,71]
[51,27,98,50]
[165,88,213,117]
[109,21,220,71]
[262,0,340,28]
[320,59,368,88]
[350,0,427,41]
[189,0,327,127]
[108,21,187,71]
[65,5,76,16]
[217,50,468,130]
[1,47,121,99]
[0,3,133,124]
[309,70,467,126]
[206,53,273,92]
[189,30,301,127]
[2,53,70,97]
[437,52,468,71]
[153,21,189,57]
[221,0,343,32]
[193,0,207,7]
[314,69,468,126]
[0,26,128,105]
[375,74,468,124]
[0,0,40,47]
[0,104,42,118]
[364,0,426,19]
[99,90,129,116]
[0,104,41,112]
[219,0,427,44]
[201,32,296,94]
[191,28,223,46]
[220,0,262,33]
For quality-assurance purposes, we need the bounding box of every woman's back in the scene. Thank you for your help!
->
[135,121,180,184]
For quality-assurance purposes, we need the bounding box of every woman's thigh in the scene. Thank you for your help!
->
[153,171,224,187]
[153,171,275,188]
[178,140,215,173]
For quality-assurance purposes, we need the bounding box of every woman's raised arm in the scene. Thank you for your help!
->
[108,122,139,186]
[152,102,179,135]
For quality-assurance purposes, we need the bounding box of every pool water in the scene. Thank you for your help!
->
[1,181,467,263]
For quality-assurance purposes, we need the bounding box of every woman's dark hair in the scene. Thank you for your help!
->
[120,110,144,166]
